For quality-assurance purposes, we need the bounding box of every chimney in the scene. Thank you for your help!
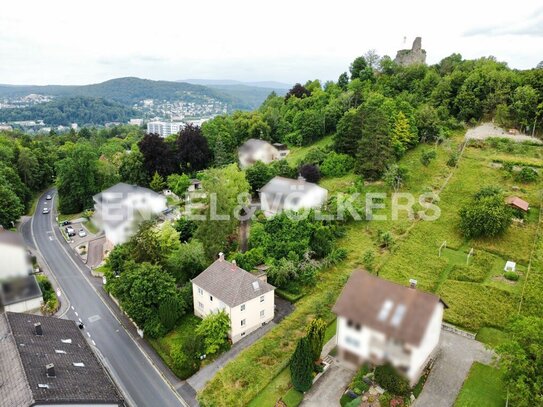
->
[409,279,417,289]
[218,252,224,261]
[46,363,55,378]
[34,322,43,336]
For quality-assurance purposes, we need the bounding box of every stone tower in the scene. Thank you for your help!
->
[394,37,427,66]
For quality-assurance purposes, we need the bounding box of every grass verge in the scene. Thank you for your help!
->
[454,362,505,407]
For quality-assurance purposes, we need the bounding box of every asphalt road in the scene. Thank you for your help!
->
[28,190,185,407]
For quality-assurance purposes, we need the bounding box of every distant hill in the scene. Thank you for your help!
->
[0,77,283,111]
[0,96,136,126]
[181,79,292,89]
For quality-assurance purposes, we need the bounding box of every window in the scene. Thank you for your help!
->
[345,336,360,348]
[260,310,265,318]
[210,295,213,302]
[241,332,246,337]
[260,295,265,303]
[197,287,203,295]
[198,302,204,309]
[241,319,246,327]
[241,304,246,311]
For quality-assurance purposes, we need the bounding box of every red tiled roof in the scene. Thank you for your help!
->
[505,196,529,212]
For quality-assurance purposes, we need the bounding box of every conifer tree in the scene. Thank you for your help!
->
[290,336,314,392]
[306,318,327,362]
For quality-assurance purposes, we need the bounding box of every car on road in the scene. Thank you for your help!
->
[46,194,52,200]
[78,229,87,238]
[42,207,50,214]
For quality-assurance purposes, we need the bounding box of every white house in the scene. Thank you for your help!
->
[146,121,185,137]
[0,229,43,313]
[259,176,328,217]
[93,183,167,248]
[191,253,275,343]
[238,139,287,168]
[332,270,446,385]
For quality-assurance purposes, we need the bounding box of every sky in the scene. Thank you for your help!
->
[1,0,542,86]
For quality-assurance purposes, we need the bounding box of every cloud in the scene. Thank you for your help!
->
[464,7,543,37]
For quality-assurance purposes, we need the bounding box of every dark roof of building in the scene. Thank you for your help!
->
[192,257,275,307]
[0,312,123,406]
[0,275,42,306]
[93,182,160,204]
[332,270,446,347]
[505,196,529,212]
[0,229,25,248]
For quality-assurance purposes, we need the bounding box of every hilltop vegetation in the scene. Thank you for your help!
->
[0,96,136,126]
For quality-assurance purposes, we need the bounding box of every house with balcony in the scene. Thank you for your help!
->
[191,253,275,343]
[0,229,42,313]
[93,183,167,249]
[238,139,287,168]
[332,270,446,385]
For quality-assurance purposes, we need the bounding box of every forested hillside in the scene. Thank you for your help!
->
[0,96,136,126]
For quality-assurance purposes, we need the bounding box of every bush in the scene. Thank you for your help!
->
[446,152,458,167]
[420,150,437,167]
[320,152,355,177]
[195,310,231,356]
[349,364,372,395]
[362,250,375,271]
[290,336,314,392]
[459,190,512,238]
[374,363,410,396]
[143,315,167,339]
[171,342,202,379]
[379,393,394,407]
[300,147,327,166]
[299,164,321,183]
[158,295,185,331]
[504,271,519,281]
[516,167,538,183]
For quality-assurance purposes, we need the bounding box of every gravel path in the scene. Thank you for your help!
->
[465,122,542,144]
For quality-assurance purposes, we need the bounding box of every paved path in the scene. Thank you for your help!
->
[187,321,276,391]
[301,361,355,407]
[413,330,494,407]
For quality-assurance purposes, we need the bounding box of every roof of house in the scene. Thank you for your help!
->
[192,258,275,307]
[0,229,26,248]
[0,312,123,406]
[332,270,446,347]
[239,138,275,153]
[93,182,161,205]
[259,176,328,197]
[505,196,529,212]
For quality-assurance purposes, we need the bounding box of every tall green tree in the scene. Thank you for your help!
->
[0,183,24,228]
[119,149,149,186]
[306,318,327,362]
[290,336,314,392]
[334,109,363,156]
[355,133,393,180]
[56,142,100,214]
[195,310,231,356]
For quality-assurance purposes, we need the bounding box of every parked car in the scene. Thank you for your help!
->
[78,229,87,238]
[65,226,75,234]
[61,220,71,226]
[46,194,52,200]
[67,231,76,237]
[42,208,50,214]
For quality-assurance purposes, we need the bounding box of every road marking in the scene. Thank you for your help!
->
[88,315,101,323]
[71,306,74,310]
[78,318,83,323]
[92,340,96,346]
[49,236,53,241]
[38,190,189,407]
[74,312,78,317]
[86,332,91,338]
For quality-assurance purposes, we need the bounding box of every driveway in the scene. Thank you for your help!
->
[301,361,355,407]
[187,295,294,392]
[465,122,542,144]
[413,330,494,407]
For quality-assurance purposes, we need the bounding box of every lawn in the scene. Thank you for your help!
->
[475,327,510,349]
[285,135,334,165]
[83,219,99,234]
[454,362,505,407]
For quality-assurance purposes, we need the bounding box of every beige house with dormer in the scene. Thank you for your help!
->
[191,253,275,343]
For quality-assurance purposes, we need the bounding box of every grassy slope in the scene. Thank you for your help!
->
[199,134,542,406]
[454,362,505,407]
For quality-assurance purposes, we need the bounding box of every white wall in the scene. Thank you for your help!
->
[239,144,279,168]
[192,283,274,343]
[0,244,31,280]
[5,296,43,313]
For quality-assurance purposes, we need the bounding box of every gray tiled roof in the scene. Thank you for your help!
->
[0,229,25,248]
[2,312,123,406]
[0,275,42,306]
[192,259,275,307]
[0,313,34,407]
